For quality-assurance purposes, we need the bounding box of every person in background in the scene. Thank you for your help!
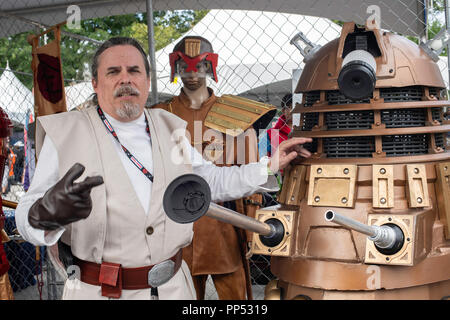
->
[13,143,24,185]
[7,146,16,185]
[266,93,293,157]
[2,141,13,195]
[0,107,14,300]
[257,93,294,205]
[152,36,275,300]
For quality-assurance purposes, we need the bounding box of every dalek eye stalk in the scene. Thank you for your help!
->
[164,21,450,300]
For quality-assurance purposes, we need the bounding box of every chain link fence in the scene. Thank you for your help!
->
[0,0,448,300]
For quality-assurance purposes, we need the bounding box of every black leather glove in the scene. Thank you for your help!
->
[28,163,104,231]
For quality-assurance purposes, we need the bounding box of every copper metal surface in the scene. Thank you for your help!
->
[435,162,450,239]
[295,23,445,93]
[251,209,296,256]
[295,124,450,138]
[271,21,450,299]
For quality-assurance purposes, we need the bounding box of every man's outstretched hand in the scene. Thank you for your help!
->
[28,163,104,230]
[268,137,313,173]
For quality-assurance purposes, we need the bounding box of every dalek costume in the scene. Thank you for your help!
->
[162,22,450,300]
[152,36,276,299]
[0,108,13,300]
[260,22,450,299]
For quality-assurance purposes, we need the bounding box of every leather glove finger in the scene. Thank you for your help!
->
[63,163,86,193]
[28,163,103,230]
[70,175,104,195]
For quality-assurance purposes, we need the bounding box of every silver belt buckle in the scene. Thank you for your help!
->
[148,260,175,287]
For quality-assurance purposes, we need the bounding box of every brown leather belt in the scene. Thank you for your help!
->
[74,250,182,298]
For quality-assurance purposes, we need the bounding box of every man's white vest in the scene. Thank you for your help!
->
[35,106,193,267]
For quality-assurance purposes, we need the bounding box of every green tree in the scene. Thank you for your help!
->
[128,10,209,52]
[0,32,34,87]
[0,10,208,89]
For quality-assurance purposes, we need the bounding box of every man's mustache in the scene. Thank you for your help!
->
[114,85,140,97]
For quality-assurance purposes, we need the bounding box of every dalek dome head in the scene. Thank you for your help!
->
[292,22,449,161]
[295,22,446,96]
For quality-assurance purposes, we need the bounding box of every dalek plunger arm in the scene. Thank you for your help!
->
[324,210,405,255]
[163,174,285,248]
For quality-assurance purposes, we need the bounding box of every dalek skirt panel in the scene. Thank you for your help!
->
[264,22,450,300]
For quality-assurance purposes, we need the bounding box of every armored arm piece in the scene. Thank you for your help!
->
[204,95,277,136]
[163,174,286,248]
[324,210,404,255]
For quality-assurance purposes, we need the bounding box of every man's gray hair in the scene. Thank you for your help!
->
[91,37,150,82]
[90,37,150,105]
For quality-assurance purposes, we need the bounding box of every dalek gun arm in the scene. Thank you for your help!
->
[163,174,286,248]
[325,210,404,255]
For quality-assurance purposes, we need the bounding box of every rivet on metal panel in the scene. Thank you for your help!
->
[308,165,357,208]
[372,165,394,208]
[406,164,430,208]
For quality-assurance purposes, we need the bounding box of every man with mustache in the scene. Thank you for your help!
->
[14,37,312,300]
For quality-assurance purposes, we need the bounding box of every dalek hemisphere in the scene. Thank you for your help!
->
[265,22,450,299]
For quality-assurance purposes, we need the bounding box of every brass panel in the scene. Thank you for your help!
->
[278,165,306,205]
[278,165,292,203]
[184,38,201,57]
[205,95,276,136]
[221,94,275,111]
[251,210,295,257]
[406,164,430,208]
[210,105,253,123]
[307,165,358,207]
[365,214,419,266]
[205,115,241,131]
[435,162,450,239]
[216,98,260,114]
[372,165,394,208]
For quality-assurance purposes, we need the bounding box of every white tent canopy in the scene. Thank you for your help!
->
[0,0,426,38]
[0,63,33,125]
[65,81,94,110]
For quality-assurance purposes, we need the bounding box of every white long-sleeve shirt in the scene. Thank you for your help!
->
[15,111,278,247]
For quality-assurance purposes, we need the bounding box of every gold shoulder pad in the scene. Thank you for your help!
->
[147,98,174,113]
[205,95,276,137]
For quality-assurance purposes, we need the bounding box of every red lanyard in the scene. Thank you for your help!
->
[97,106,154,182]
